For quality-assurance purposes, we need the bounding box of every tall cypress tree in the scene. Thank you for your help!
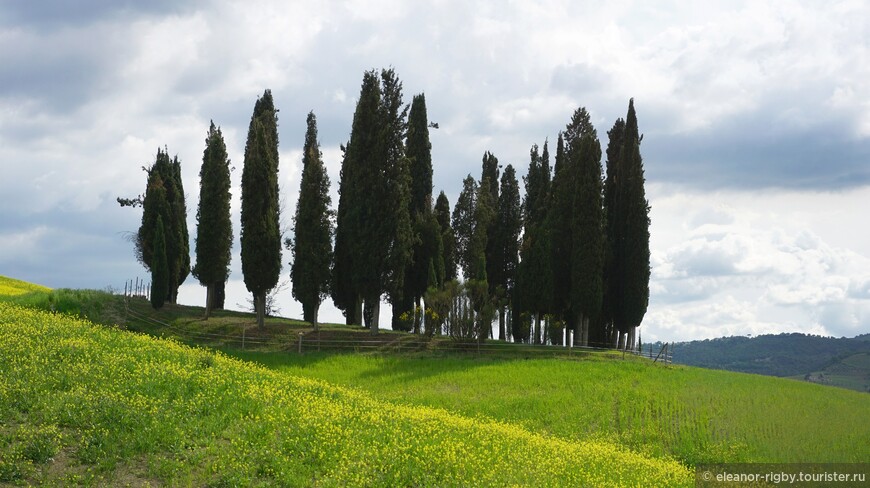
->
[150,215,169,310]
[193,122,233,319]
[481,151,501,296]
[335,69,412,334]
[570,131,605,347]
[167,155,190,304]
[333,73,380,326]
[377,68,413,334]
[123,147,189,304]
[290,111,333,330]
[602,118,626,347]
[516,143,552,344]
[395,93,435,331]
[452,175,478,280]
[611,99,650,349]
[435,191,457,283]
[492,164,521,341]
[550,108,598,345]
[240,90,282,329]
[407,94,433,216]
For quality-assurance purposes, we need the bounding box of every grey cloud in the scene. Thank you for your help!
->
[647,114,870,190]
[0,1,204,29]
[550,63,612,95]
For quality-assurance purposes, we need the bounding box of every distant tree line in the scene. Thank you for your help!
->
[119,68,649,349]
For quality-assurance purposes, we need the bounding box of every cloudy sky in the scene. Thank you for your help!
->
[2,0,868,342]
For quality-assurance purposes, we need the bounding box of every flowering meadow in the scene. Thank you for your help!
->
[0,300,692,486]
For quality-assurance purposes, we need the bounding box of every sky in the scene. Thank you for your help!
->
[1,0,868,342]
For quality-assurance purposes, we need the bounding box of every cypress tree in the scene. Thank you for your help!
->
[240,90,282,329]
[570,131,605,347]
[333,71,381,326]
[612,99,650,349]
[377,68,413,334]
[193,122,232,319]
[335,69,412,334]
[435,191,457,283]
[395,93,435,331]
[332,143,360,325]
[407,94,433,216]
[167,155,190,304]
[150,215,169,310]
[290,111,333,330]
[550,108,598,345]
[481,151,501,296]
[123,147,189,304]
[602,118,626,347]
[516,143,552,344]
[452,175,478,280]
[492,164,521,341]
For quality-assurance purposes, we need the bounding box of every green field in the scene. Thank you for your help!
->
[0,300,688,486]
[228,350,870,466]
[2,275,869,486]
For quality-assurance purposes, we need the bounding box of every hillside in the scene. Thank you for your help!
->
[0,300,688,486]
[665,333,870,392]
[3,275,870,484]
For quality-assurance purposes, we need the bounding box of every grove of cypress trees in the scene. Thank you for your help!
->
[240,90,282,329]
[192,122,232,319]
[290,111,333,330]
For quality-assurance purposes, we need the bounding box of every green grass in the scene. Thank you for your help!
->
[0,301,689,486]
[0,276,121,325]
[227,350,870,466]
[4,274,869,485]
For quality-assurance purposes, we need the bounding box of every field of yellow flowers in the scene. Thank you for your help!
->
[0,300,692,486]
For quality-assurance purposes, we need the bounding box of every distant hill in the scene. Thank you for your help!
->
[663,333,870,393]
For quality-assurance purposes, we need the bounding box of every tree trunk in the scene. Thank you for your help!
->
[574,312,583,348]
[534,313,542,345]
[256,292,266,329]
[498,307,506,341]
[369,298,380,335]
[617,330,626,350]
[413,296,422,335]
[215,281,226,310]
[204,283,214,320]
[582,316,590,348]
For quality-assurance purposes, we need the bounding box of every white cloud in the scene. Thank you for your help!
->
[647,185,870,341]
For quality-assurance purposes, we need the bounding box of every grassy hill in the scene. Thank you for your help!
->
[666,333,870,392]
[0,290,687,485]
[3,275,870,485]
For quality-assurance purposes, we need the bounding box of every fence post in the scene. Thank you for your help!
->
[298,332,304,354]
